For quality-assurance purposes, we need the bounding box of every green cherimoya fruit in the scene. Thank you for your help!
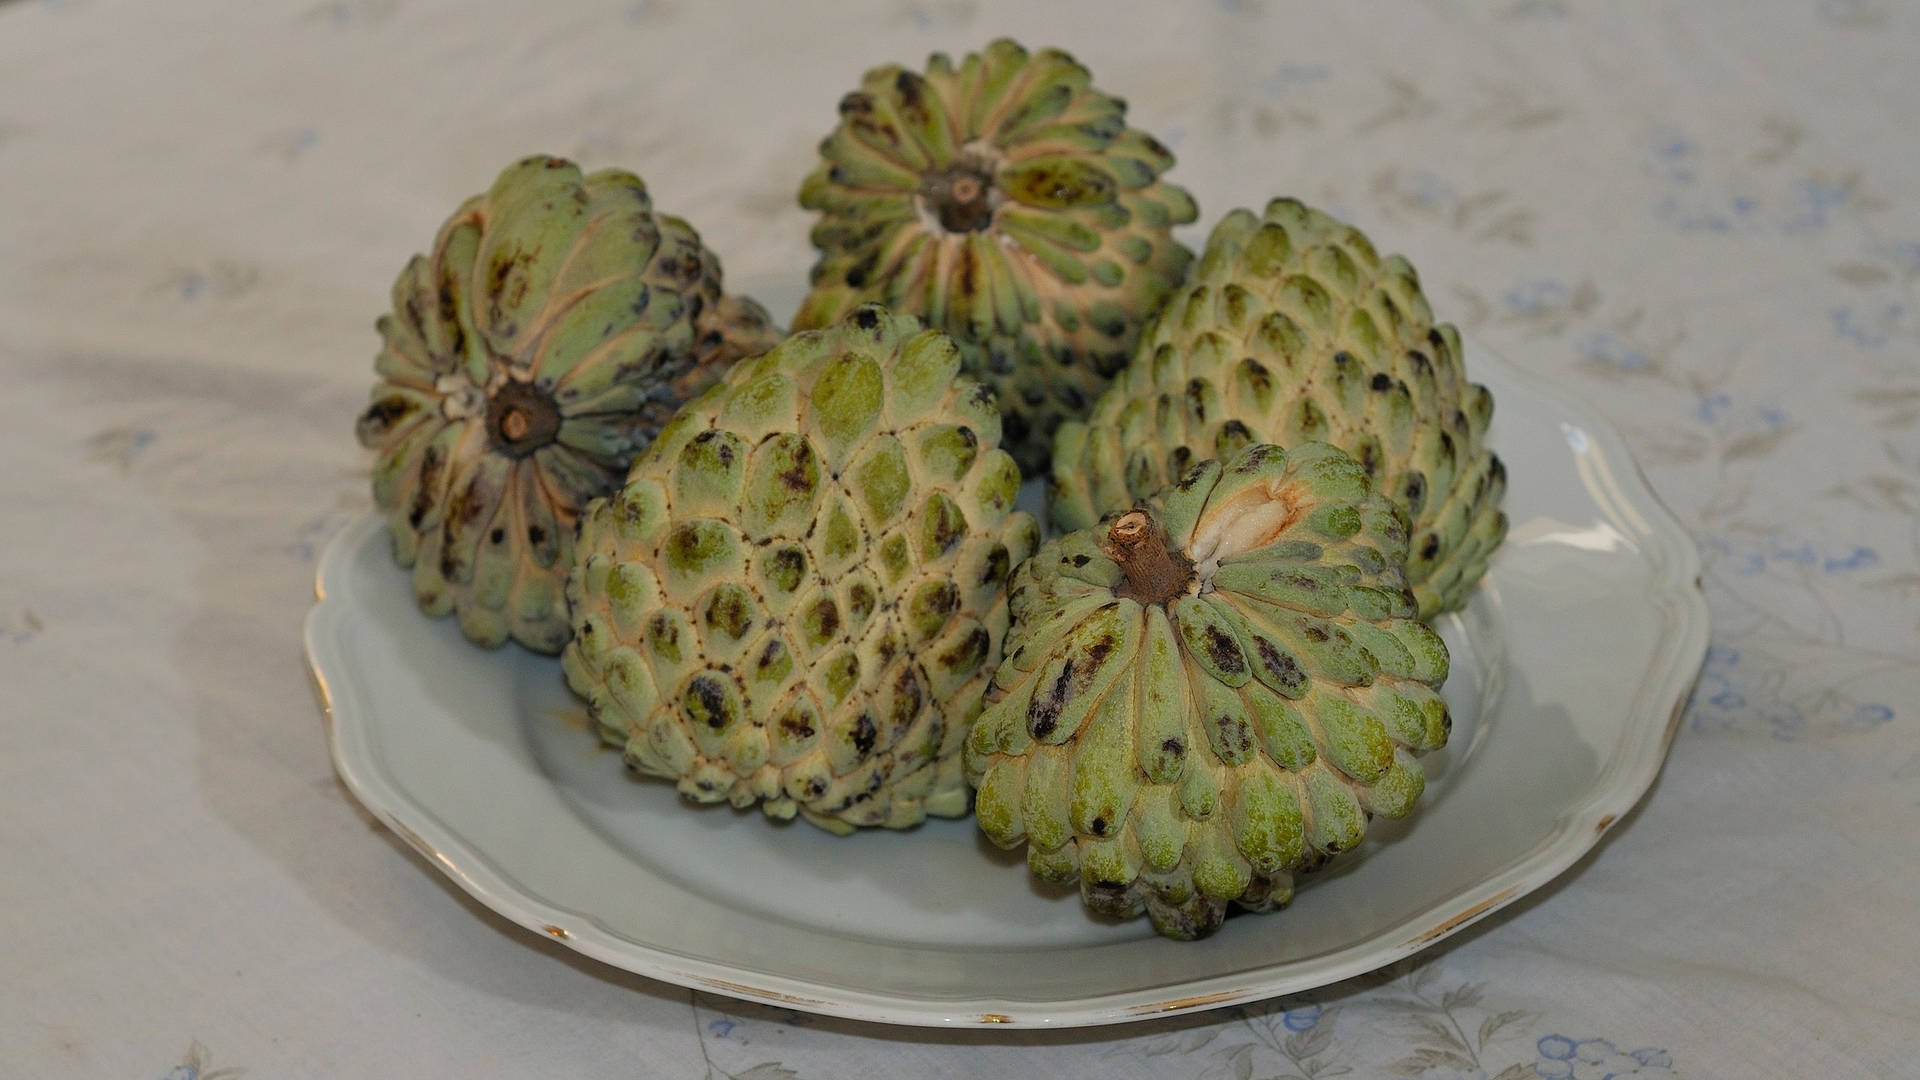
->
[563,305,1041,833]
[794,38,1198,474]
[356,154,779,654]
[968,442,1451,940]
[1050,198,1507,618]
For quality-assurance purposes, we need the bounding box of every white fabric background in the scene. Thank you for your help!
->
[3,1,1917,1076]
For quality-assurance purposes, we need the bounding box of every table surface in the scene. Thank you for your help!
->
[4,2,1916,1076]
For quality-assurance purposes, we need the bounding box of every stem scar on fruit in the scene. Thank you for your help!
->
[1104,510,1196,605]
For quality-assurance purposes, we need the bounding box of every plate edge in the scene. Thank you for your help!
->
[302,345,1711,1029]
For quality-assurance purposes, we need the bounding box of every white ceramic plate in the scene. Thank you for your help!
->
[305,341,1707,1028]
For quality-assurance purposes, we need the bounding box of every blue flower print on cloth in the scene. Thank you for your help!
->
[1535,1035,1674,1079]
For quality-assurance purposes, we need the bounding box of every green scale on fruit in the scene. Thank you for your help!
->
[967,442,1451,940]
[1050,198,1507,618]
[794,38,1198,473]
[563,305,1040,833]
[356,155,779,653]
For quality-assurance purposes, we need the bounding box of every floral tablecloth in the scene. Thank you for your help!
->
[4,1,1916,1076]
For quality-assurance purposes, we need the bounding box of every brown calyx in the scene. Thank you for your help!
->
[1104,510,1195,606]
[486,378,562,458]
[918,162,997,233]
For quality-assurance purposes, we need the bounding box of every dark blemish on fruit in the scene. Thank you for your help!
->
[981,544,1011,586]
[890,668,924,729]
[1219,714,1253,754]
[1203,625,1245,675]
[957,246,979,296]
[490,527,505,544]
[1256,638,1305,689]
[894,70,925,108]
[1086,637,1114,667]
[358,396,413,436]
[1071,554,1091,567]
[1421,534,1441,560]
[1303,625,1329,643]
[1090,816,1108,836]
[843,249,878,288]
[777,454,815,496]
[939,626,991,673]
[852,307,879,330]
[927,509,963,554]
[1029,658,1076,738]
[852,713,878,755]
[1161,737,1184,755]
[771,546,804,579]
[1370,372,1392,391]
[706,591,752,639]
[847,583,876,620]
[809,598,840,640]
[698,430,736,467]
[686,676,729,729]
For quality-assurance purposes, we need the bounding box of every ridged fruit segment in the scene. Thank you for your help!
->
[969,442,1450,939]
[795,38,1197,472]
[565,305,1040,832]
[357,154,779,652]
[1050,198,1505,617]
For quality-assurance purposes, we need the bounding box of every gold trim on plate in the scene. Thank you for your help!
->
[1405,885,1519,947]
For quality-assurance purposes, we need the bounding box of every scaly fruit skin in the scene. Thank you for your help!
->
[968,442,1451,940]
[356,155,779,654]
[1050,198,1507,618]
[795,38,1198,474]
[563,305,1040,833]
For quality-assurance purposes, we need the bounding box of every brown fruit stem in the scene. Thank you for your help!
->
[1105,510,1194,605]
[486,379,562,458]
[919,162,996,234]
